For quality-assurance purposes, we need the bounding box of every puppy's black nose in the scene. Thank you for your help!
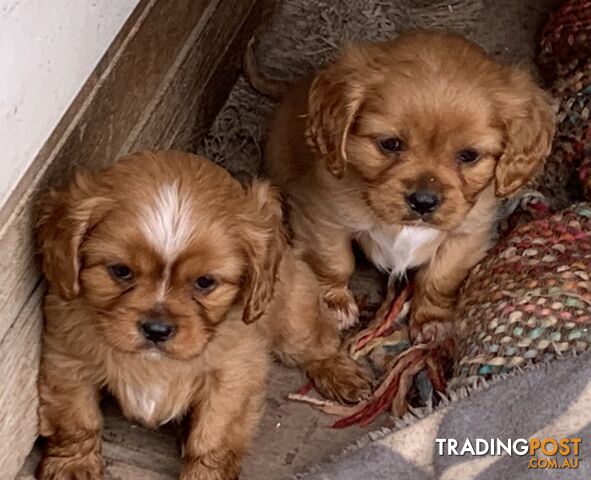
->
[406,191,440,215]
[140,319,175,343]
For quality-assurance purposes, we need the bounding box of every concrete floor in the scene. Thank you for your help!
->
[18,0,560,478]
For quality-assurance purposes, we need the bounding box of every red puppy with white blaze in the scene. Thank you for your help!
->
[35,151,371,480]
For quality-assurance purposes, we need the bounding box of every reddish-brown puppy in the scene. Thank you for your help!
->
[250,30,555,339]
[36,151,370,480]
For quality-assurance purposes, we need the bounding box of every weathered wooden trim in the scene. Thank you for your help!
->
[0,284,43,479]
[0,0,272,477]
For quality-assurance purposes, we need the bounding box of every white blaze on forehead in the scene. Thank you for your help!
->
[140,181,196,261]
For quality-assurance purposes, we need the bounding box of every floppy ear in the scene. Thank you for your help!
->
[36,172,111,301]
[239,180,285,324]
[494,69,556,197]
[305,49,367,179]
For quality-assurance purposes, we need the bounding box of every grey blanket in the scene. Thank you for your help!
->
[300,352,591,479]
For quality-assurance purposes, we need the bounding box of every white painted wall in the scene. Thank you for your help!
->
[0,0,140,211]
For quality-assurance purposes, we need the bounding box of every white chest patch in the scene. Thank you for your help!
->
[360,225,442,275]
[139,182,196,261]
[122,383,164,425]
[119,378,186,427]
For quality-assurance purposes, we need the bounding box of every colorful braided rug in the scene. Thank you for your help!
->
[534,0,591,205]
[452,204,591,386]
[537,0,591,91]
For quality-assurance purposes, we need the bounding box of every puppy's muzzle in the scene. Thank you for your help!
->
[405,190,440,215]
[140,317,176,343]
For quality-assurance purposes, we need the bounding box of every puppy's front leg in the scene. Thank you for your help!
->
[265,259,372,404]
[181,367,266,480]
[294,217,358,328]
[410,230,491,343]
[276,322,372,405]
[37,354,103,480]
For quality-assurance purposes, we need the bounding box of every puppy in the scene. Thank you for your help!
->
[247,30,555,339]
[35,151,370,480]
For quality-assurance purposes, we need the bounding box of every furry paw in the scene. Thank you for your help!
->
[306,351,373,404]
[36,453,102,480]
[410,319,453,344]
[181,456,240,480]
[323,287,359,330]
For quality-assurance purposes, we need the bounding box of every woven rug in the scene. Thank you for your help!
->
[537,0,591,90]
[539,0,591,201]
[452,203,591,387]
[528,0,591,208]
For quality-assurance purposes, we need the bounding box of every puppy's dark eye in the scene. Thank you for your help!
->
[378,136,404,153]
[108,264,134,282]
[457,148,480,164]
[194,275,217,293]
